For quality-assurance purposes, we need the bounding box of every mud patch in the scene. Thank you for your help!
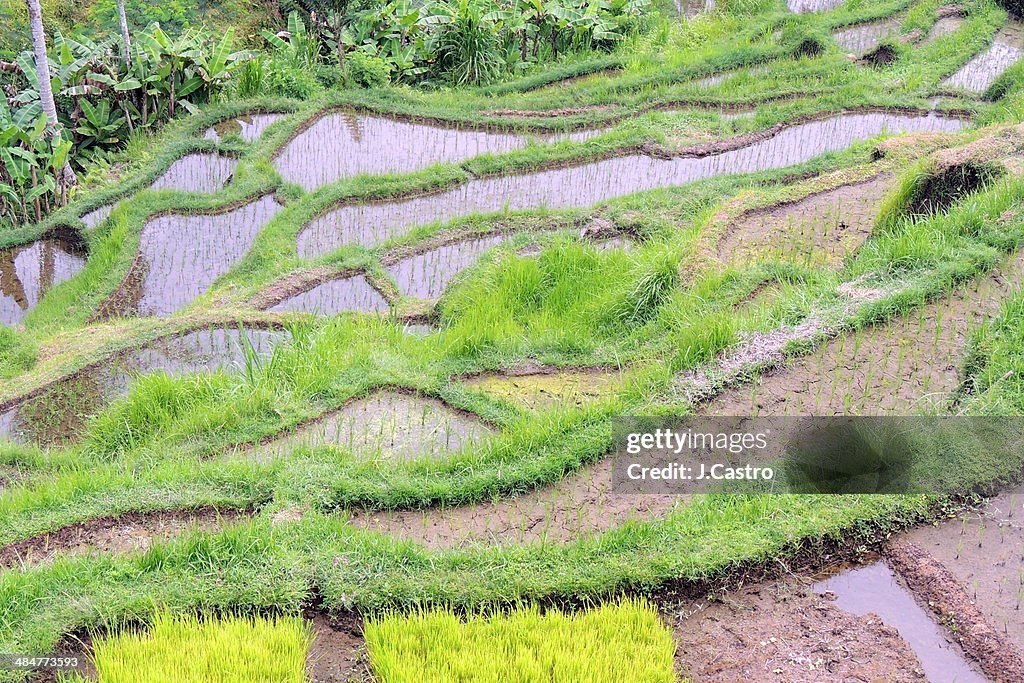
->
[898,486,1024,654]
[349,458,684,549]
[0,237,87,326]
[149,153,237,193]
[204,113,282,142]
[813,561,987,683]
[833,16,901,55]
[464,368,624,411]
[306,613,370,683]
[250,390,493,462]
[270,275,389,315]
[0,507,251,570]
[673,576,927,682]
[276,112,531,191]
[0,326,288,447]
[717,173,894,267]
[297,112,964,259]
[101,195,282,318]
[942,20,1024,92]
[701,251,1024,416]
[387,235,508,300]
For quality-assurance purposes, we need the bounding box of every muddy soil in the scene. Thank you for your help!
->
[270,275,390,315]
[102,195,282,318]
[0,238,87,326]
[296,113,963,259]
[204,114,282,142]
[702,251,1024,416]
[899,486,1024,654]
[464,369,624,411]
[0,326,288,447]
[672,576,927,682]
[306,613,372,683]
[0,507,251,570]
[250,391,493,463]
[387,235,508,300]
[349,458,685,549]
[716,173,894,267]
[149,153,237,193]
[832,17,902,55]
[943,20,1024,92]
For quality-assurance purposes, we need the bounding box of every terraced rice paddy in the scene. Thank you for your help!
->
[5,0,1024,679]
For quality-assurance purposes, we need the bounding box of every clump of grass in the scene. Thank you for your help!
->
[364,599,676,683]
[64,611,312,683]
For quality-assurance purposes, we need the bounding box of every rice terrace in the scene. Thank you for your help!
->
[1,0,1024,679]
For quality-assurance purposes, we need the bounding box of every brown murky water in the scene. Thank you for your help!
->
[203,114,282,142]
[276,113,533,190]
[832,17,902,54]
[813,562,987,683]
[149,153,238,193]
[270,274,389,315]
[388,235,508,299]
[0,238,87,326]
[297,113,964,259]
[0,326,288,447]
[250,390,493,462]
[943,20,1024,92]
[107,195,282,317]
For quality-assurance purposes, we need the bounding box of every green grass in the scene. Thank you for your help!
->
[61,611,311,683]
[364,599,676,683]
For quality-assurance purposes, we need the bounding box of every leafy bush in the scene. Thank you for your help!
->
[266,58,321,98]
[433,0,504,85]
[236,57,266,97]
[347,49,392,88]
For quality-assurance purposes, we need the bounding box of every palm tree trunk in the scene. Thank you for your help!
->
[117,0,132,66]
[24,0,77,188]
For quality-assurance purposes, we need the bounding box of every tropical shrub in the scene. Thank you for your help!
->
[347,49,393,87]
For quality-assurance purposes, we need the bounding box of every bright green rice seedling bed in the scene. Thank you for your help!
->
[365,599,677,683]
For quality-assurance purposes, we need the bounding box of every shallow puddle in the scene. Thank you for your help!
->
[814,562,987,683]
[0,326,287,447]
[943,21,1024,92]
[270,274,389,315]
[0,238,87,326]
[832,17,902,54]
[787,0,844,13]
[149,153,238,193]
[388,236,508,299]
[465,370,623,411]
[717,173,894,266]
[276,113,533,190]
[251,390,493,462]
[203,114,282,142]
[105,195,282,317]
[298,113,964,259]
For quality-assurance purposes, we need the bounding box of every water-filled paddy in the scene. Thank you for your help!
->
[388,236,508,299]
[270,274,389,315]
[104,195,282,317]
[204,114,282,142]
[298,112,964,259]
[0,237,86,326]
[832,17,902,54]
[943,21,1024,92]
[149,153,238,193]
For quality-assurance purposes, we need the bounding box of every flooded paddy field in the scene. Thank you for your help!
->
[832,17,903,55]
[250,390,493,462]
[0,326,287,447]
[203,113,282,142]
[387,235,509,299]
[0,237,86,326]
[943,20,1024,92]
[149,153,238,193]
[298,112,964,258]
[270,274,389,315]
[102,196,282,318]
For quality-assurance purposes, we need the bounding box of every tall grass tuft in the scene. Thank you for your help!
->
[364,599,676,683]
